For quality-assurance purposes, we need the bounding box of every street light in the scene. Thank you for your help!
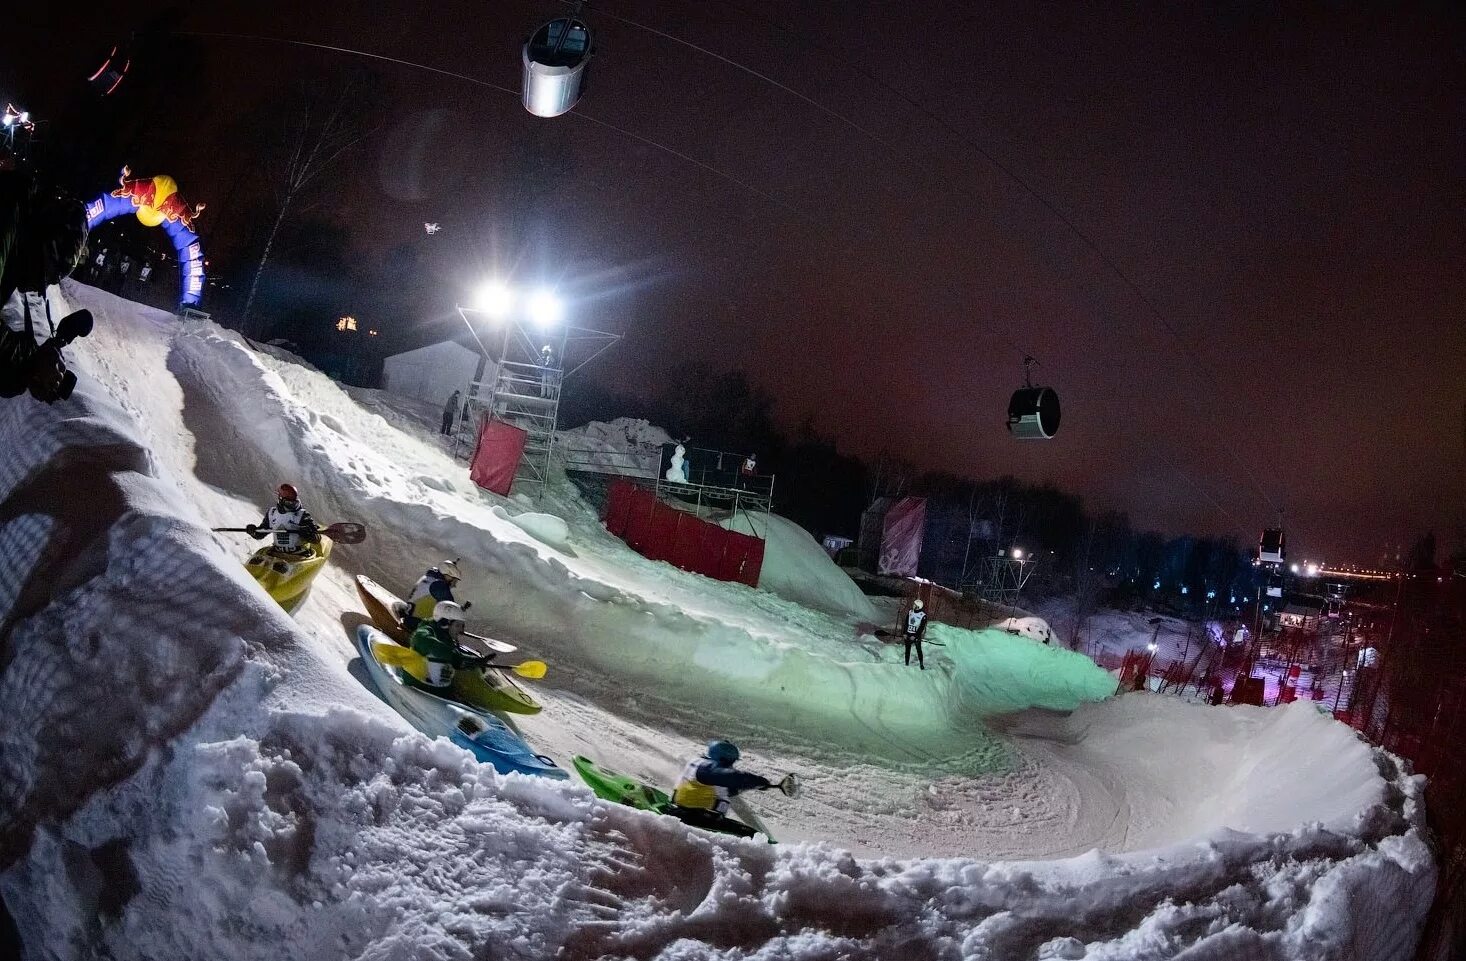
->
[527,288,564,328]
[1011,548,1023,560]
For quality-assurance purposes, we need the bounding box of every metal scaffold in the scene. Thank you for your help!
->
[454,299,620,499]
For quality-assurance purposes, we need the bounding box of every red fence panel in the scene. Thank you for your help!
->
[469,419,527,496]
[601,479,765,585]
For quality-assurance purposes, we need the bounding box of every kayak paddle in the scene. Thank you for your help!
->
[212,522,368,544]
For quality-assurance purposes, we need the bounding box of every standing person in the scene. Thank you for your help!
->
[739,453,758,489]
[538,343,559,398]
[903,599,928,670]
[247,483,319,556]
[441,390,460,435]
[90,246,108,282]
[138,260,153,284]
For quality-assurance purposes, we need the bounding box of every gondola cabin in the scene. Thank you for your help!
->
[1006,386,1061,440]
[1258,527,1286,565]
[522,18,593,118]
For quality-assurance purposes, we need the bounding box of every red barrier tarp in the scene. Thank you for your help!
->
[603,479,764,586]
[469,418,527,496]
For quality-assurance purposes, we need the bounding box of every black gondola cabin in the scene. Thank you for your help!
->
[1006,386,1061,440]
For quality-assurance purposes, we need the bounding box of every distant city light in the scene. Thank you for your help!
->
[1290,563,1300,574]
[1306,563,1319,577]
[1147,642,1158,653]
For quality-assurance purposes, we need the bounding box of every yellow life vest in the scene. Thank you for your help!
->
[671,759,727,812]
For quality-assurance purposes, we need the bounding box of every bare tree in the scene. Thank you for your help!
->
[867,450,913,506]
[242,82,371,337]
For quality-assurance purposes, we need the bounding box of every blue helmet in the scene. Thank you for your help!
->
[706,740,739,764]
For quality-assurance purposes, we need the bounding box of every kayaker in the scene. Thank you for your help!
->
[402,559,464,631]
[406,601,484,690]
[247,484,319,556]
[669,740,773,830]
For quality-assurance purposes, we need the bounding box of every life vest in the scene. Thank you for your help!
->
[671,759,728,813]
[406,572,450,622]
[906,609,927,635]
[266,505,310,552]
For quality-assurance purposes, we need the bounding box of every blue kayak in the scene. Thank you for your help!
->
[354,625,566,780]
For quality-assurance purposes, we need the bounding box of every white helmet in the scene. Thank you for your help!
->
[438,559,462,582]
[913,599,925,611]
[433,601,467,624]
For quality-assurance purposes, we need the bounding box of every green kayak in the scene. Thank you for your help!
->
[571,755,764,840]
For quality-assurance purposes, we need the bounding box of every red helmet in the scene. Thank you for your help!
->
[277,483,299,501]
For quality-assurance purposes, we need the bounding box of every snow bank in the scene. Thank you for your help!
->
[995,615,1056,644]
[724,511,879,623]
[0,284,1436,960]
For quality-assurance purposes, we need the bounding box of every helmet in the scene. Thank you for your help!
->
[706,740,739,765]
[913,599,925,611]
[277,483,299,502]
[438,559,462,583]
[433,601,467,624]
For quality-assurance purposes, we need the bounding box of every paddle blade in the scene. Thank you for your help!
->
[511,660,547,680]
[322,522,367,544]
[372,641,429,681]
[778,773,800,799]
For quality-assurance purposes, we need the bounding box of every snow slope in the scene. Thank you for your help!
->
[723,510,879,623]
[0,283,1435,959]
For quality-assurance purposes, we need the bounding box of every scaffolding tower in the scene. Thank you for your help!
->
[964,554,1036,611]
[454,304,620,499]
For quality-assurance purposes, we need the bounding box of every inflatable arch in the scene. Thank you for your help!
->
[86,166,206,306]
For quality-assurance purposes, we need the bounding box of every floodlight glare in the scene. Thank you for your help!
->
[1011,548,1023,559]
[527,289,565,328]
[474,282,513,319]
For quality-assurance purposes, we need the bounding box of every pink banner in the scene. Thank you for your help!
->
[878,496,926,576]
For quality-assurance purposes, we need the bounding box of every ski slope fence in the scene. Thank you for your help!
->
[603,478,764,586]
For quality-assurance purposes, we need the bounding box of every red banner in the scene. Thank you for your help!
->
[469,418,527,496]
[878,496,926,576]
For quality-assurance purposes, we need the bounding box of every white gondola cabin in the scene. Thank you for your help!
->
[522,18,593,118]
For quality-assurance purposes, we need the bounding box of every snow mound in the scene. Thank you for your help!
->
[723,511,879,623]
[0,283,1436,960]
[559,416,673,450]
[495,507,572,550]
[996,615,1055,644]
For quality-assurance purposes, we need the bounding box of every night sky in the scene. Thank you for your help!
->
[9,1,1464,561]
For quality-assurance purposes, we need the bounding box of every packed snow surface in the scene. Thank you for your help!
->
[0,284,1434,959]
[723,511,879,623]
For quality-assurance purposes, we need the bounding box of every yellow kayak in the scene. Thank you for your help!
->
[246,536,333,607]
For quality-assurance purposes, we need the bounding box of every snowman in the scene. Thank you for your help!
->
[665,443,690,483]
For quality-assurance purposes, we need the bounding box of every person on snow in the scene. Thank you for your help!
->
[405,600,485,691]
[246,484,320,556]
[903,599,928,670]
[669,740,774,835]
[402,559,465,631]
[441,390,460,435]
[0,170,89,403]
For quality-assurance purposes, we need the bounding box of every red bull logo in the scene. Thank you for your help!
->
[109,165,205,232]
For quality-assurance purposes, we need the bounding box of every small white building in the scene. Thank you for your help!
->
[382,340,485,410]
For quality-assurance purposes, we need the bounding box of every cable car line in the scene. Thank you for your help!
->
[560,2,893,150]
[599,1,1280,515]
[180,31,804,220]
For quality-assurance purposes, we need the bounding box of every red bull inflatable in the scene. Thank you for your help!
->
[86,166,206,306]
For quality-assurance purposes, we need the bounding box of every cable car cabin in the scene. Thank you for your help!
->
[1006,386,1060,440]
[1258,527,1286,565]
[522,18,593,118]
